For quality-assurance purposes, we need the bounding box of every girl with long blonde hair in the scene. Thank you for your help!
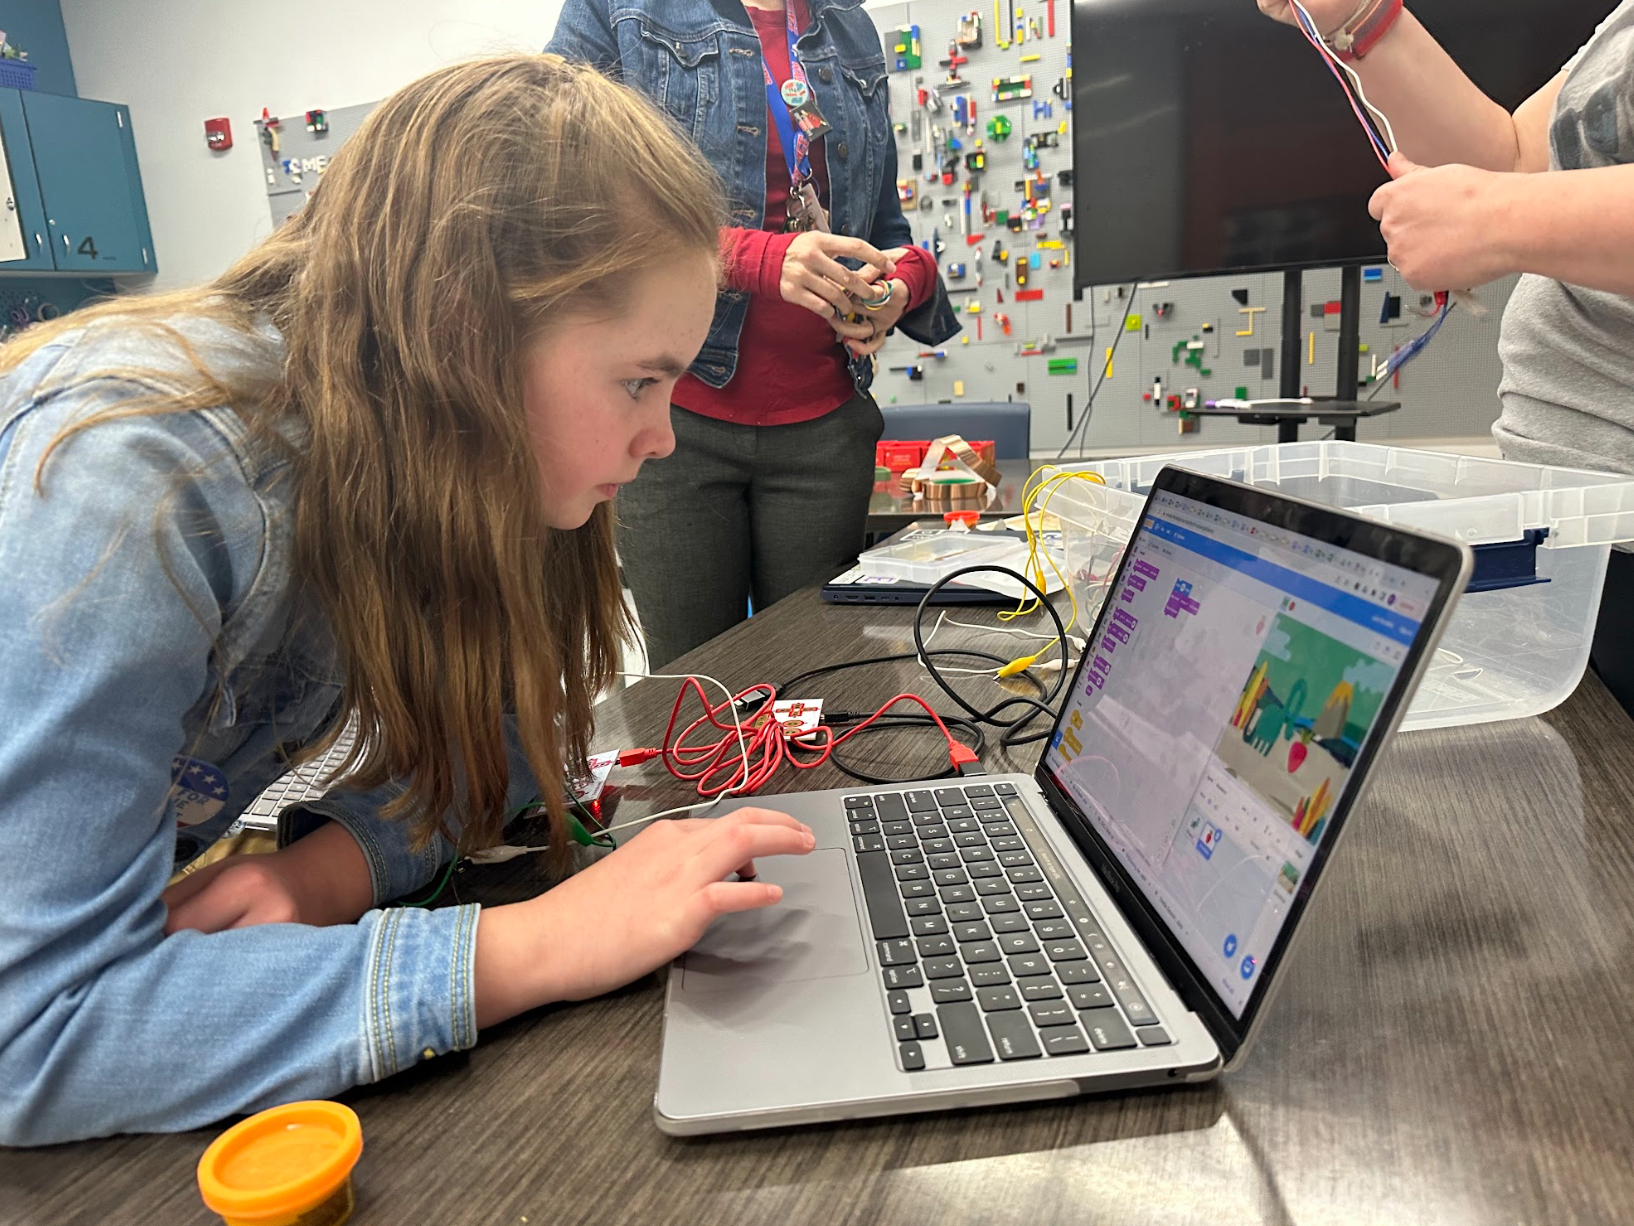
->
[0,53,812,1147]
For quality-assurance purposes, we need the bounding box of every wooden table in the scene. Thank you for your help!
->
[8,590,1634,1225]
[868,458,1046,538]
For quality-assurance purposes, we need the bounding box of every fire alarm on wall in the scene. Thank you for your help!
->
[205,116,232,151]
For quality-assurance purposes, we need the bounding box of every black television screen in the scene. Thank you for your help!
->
[1070,0,1609,286]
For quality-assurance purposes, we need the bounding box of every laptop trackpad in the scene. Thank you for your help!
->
[679,849,867,990]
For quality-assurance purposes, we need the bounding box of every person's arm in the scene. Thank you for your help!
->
[544,0,622,75]
[1370,158,1634,294]
[1257,2,1568,172]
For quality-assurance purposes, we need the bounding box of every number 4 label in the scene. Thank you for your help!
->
[76,235,98,259]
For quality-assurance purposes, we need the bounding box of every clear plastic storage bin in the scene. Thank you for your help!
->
[1044,442,1634,730]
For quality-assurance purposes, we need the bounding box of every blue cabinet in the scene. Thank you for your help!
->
[0,90,155,275]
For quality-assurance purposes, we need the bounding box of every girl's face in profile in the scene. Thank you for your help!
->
[521,256,717,530]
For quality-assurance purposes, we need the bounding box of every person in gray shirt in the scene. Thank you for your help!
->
[1258,0,1634,711]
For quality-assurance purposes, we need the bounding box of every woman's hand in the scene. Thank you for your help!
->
[1255,0,1359,36]
[843,279,911,359]
[474,806,814,1024]
[161,820,374,934]
[780,232,897,321]
[1369,153,1515,289]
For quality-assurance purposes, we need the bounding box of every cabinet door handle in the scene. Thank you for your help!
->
[62,234,69,254]
[33,232,41,250]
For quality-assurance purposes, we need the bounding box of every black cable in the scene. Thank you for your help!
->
[1057,283,1138,460]
[821,711,990,785]
[913,565,1071,748]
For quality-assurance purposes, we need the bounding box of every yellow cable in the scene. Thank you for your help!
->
[997,469,1106,674]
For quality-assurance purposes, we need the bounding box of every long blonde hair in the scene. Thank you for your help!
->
[6,54,725,856]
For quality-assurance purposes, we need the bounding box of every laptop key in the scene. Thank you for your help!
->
[891,848,924,865]
[964,784,996,798]
[994,782,1019,795]
[856,851,910,940]
[971,796,1003,810]
[1007,868,1046,885]
[1057,962,1102,985]
[990,912,1031,934]
[953,921,992,942]
[940,885,976,903]
[1069,983,1113,1009]
[937,1002,996,1064]
[924,957,964,980]
[914,1013,939,1040]
[844,796,873,809]
[991,835,1026,851]
[933,787,967,807]
[1016,884,1053,902]
[917,935,956,958]
[1007,953,1050,978]
[962,941,1003,964]
[969,964,1011,987]
[905,790,938,812]
[911,915,949,936]
[1021,981,1064,1002]
[887,835,918,851]
[933,869,967,887]
[1043,1027,1091,1057]
[911,810,942,827]
[961,846,996,863]
[917,824,949,841]
[906,897,942,917]
[986,1012,1042,1060]
[1034,919,1074,939]
[894,1016,918,1042]
[1045,939,1088,962]
[883,820,914,836]
[900,880,936,899]
[964,863,1001,881]
[948,818,981,834]
[874,794,909,822]
[899,1041,926,1071]
[977,986,1022,1011]
[983,895,1021,915]
[954,831,986,848]
[854,834,886,853]
[998,851,1033,867]
[877,939,916,967]
[929,854,962,871]
[1081,1007,1137,1051]
[1108,973,1158,1025]
[946,902,984,923]
[999,933,1041,955]
[887,990,912,1015]
[1136,1026,1172,1047]
[974,878,1012,897]
[849,819,880,836]
[922,837,955,855]
[882,965,923,990]
[1029,1002,1077,1027]
[895,864,929,882]
[941,806,976,822]
[931,979,973,1003]
[1025,900,1064,920]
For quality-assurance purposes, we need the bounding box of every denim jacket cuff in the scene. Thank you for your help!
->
[278,796,449,906]
[360,904,482,1079]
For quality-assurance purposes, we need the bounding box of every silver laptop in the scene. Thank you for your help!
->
[656,467,1473,1133]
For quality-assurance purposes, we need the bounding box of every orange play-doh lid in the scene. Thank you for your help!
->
[197,1100,363,1222]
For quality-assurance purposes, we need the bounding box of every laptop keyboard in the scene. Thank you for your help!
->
[845,782,1172,1071]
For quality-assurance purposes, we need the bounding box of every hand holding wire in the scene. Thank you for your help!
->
[1368,154,1515,291]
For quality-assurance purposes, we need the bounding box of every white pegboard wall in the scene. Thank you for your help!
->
[867,1,1512,456]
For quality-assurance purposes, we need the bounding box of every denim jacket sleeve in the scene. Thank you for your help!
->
[0,381,481,1145]
[545,0,622,75]
[867,133,960,348]
[277,718,549,906]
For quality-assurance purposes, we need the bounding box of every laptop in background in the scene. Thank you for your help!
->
[657,466,1472,1132]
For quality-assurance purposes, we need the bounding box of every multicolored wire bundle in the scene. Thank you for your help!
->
[1287,0,1398,172]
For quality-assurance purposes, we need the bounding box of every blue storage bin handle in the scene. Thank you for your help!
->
[1467,528,1551,594]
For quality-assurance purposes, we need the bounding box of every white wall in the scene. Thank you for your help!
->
[61,1,568,290]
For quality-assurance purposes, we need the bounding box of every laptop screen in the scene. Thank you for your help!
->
[1041,485,1443,1021]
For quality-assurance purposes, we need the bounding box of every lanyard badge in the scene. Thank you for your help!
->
[762,7,832,232]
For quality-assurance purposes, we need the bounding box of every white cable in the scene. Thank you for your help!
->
[1289,0,1399,154]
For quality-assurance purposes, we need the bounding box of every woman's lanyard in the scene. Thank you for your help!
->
[760,4,831,232]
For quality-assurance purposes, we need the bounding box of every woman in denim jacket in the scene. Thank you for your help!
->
[0,55,813,1146]
[548,0,961,668]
